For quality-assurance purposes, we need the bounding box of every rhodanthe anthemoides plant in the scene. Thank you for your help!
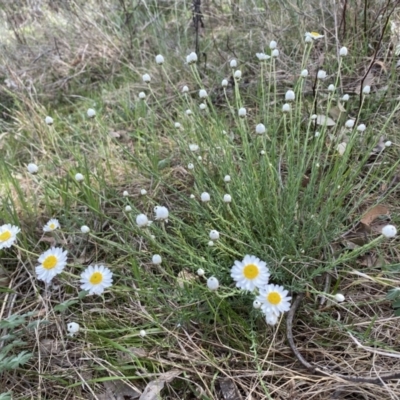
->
[1,33,400,400]
[111,38,400,327]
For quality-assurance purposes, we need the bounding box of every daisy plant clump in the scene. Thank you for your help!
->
[127,42,400,309]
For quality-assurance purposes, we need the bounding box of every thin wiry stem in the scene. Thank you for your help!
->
[287,293,400,385]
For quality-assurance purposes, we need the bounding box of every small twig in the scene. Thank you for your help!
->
[339,0,347,39]
[192,0,204,58]
[287,293,400,385]
[355,0,400,125]
[349,333,400,360]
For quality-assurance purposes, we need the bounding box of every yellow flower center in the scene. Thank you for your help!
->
[0,231,11,242]
[43,255,58,270]
[49,223,56,230]
[89,272,103,285]
[267,292,282,305]
[243,264,259,280]
[310,31,322,38]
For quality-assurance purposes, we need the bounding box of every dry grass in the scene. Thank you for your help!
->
[2,0,400,399]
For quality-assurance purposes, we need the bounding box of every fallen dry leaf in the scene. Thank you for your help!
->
[102,380,141,400]
[219,378,242,400]
[328,103,346,121]
[341,222,371,246]
[360,205,389,226]
[341,205,390,247]
[357,253,377,267]
[139,370,181,400]
[316,115,335,127]
[337,142,347,156]
[117,347,148,363]
[177,269,196,288]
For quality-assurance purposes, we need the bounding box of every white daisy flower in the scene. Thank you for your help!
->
[201,192,210,202]
[207,276,219,290]
[45,116,54,125]
[125,205,132,212]
[223,194,232,203]
[253,300,261,309]
[174,122,181,129]
[305,31,324,40]
[256,123,266,134]
[197,268,205,277]
[341,94,350,102]
[328,84,335,92]
[136,214,151,228]
[80,264,113,295]
[300,69,308,78]
[271,49,279,58]
[43,218,60,232]
[81,225,90,233]
[199,89,208,98]
[208,240,214,247]
[256,284,292,316]
[339,46,348,56]
[152,254,162,265]
[221,79,228,87]
[87,108,96,118]
[140,189,147,195]
[234,70,242,80]
[189,144,199,152]
[186,52,198,64]
[265,312,279,326]
[0,224,20,249]
[209,230,220,241]
[36,247,68,283]
[363,85,371,95]
[140,329,147,337]
[188,163,194,170]
[123,190,129,197]
[142,73,151,83]
[27,163,38,174]
[269,40,277,49]
[357,124,366,132]
[334,293,345,302]
[154,206,169,221]
[382,225,397,238]
[67,322,80,337]
[282,103,291,112]
[238,107,247,118]
[75,173,84,182]
[155,54,164,65]
[230,255,270,291]
[139,92,146,99]
[230,59,237,68]
[256,53,270,61]
[199,103,207,110]
[285,90,295,101]
[317,70,327,80]
[224,175,231,183]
